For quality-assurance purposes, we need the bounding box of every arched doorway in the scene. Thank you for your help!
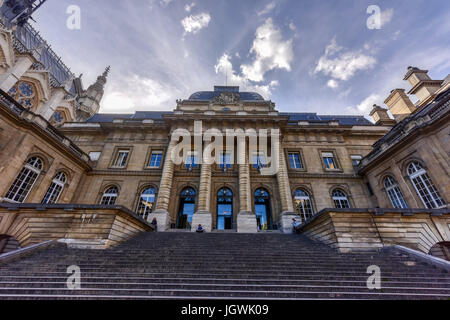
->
[217,188,233,230]
[254,188,273,231]
[176,187,196,230]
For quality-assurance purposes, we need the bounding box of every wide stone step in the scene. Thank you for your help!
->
[0,272,450,284]
[1,280,449,291]
[0,287,448,300]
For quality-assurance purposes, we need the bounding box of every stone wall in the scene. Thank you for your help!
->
[298,209,450,254]
[0,204,152,249]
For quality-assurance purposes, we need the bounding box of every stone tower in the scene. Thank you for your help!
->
[76,67,110,121]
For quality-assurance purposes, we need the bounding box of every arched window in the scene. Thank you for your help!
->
[5,157,43,203]
[52,111,65,125]
[383,176,408,209]
[294,189,314,222]
[42,172,67,204]
[136,187,157,220]
[7,81,37,110]
[217,188,233,230]
[407,162,445,209]
[100,186,119,205]
[254,188,273,230]
[177,187,196,229]
[332,189,351,209]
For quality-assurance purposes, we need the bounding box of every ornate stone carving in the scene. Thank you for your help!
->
[212,92,241,105]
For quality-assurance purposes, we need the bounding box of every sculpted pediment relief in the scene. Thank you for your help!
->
[212,92,241,106]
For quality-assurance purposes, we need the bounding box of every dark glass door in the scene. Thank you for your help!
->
[177,187,196,230]
[217,188,233,230]
[254,188,273,230]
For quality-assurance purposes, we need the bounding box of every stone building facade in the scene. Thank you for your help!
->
[0,6,448,253]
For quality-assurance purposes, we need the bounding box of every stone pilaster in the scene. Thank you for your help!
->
[237,160,257,233]
[192,163,212,232]
[150,138,177,231]
[277,146,296,233]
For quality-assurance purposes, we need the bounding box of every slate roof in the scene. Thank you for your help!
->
[86,111,373,126]
[188,91,265,101]
[280,113,374,126]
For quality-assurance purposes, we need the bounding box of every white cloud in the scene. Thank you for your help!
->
[159,0,173,7]
[181,12,211,35]
[102,75,175,112]
[214,53,278,98]
[184,2,196,12]
[289,22,296,31]
[352,93,382,114]
[380,8,394,27]
[327,79,339,89]
[314,38,376,87]
[257,2,276,16]
[241,18,294,82]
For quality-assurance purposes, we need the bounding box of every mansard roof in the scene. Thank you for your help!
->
[280,113,374,126]
[188,86,265,101]
[86,110,374,126]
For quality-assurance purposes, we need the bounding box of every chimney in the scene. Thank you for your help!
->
[369,104,395,126]
[384,89,416,122]
[404,66,443,107]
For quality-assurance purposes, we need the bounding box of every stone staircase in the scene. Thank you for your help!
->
[0,232,449,300]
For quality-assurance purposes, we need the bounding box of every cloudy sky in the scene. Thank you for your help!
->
[31,0,450,116]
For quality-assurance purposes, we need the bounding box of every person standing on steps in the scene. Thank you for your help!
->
[150,217,157,231]
[292,218,298,234]
[196,224,205,233]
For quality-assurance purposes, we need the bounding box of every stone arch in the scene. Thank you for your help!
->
[401,157,426,177]
[291,184,317,213]
[134,183,159,212]
[97,183,121,204]
[328,185,354,208]
[51,107,73,125]
[20,72,51,103]
[23,153,50,173]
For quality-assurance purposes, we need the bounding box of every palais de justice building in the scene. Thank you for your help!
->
[0,3,448,257]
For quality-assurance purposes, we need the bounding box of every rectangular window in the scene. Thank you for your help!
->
[148,151,163,168]
[322,152,338,170]
[219,152,232,170]
[351,155,363,166]
[186,152,198,169]
[288,152,303,169]
[89,151,101,161]
[252,153,266,169]
[113,150,129,168]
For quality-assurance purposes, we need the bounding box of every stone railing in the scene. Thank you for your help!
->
[297,208,450,254]
[0,204,153,249]
[0,89,90,163]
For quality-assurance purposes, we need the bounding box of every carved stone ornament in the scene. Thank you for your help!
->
[212,92,241,105]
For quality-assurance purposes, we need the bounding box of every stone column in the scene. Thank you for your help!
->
[237,157,257,233]
[192,163,212,232]
[277,146,297,233]
[0,55,34,92]
[150,138,177,231]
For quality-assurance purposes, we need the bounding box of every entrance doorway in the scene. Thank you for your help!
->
[217,188,233,230]
[176,187,196,230]
[254,188,273,230]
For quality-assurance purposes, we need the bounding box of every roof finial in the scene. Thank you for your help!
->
[103,66,111,78]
